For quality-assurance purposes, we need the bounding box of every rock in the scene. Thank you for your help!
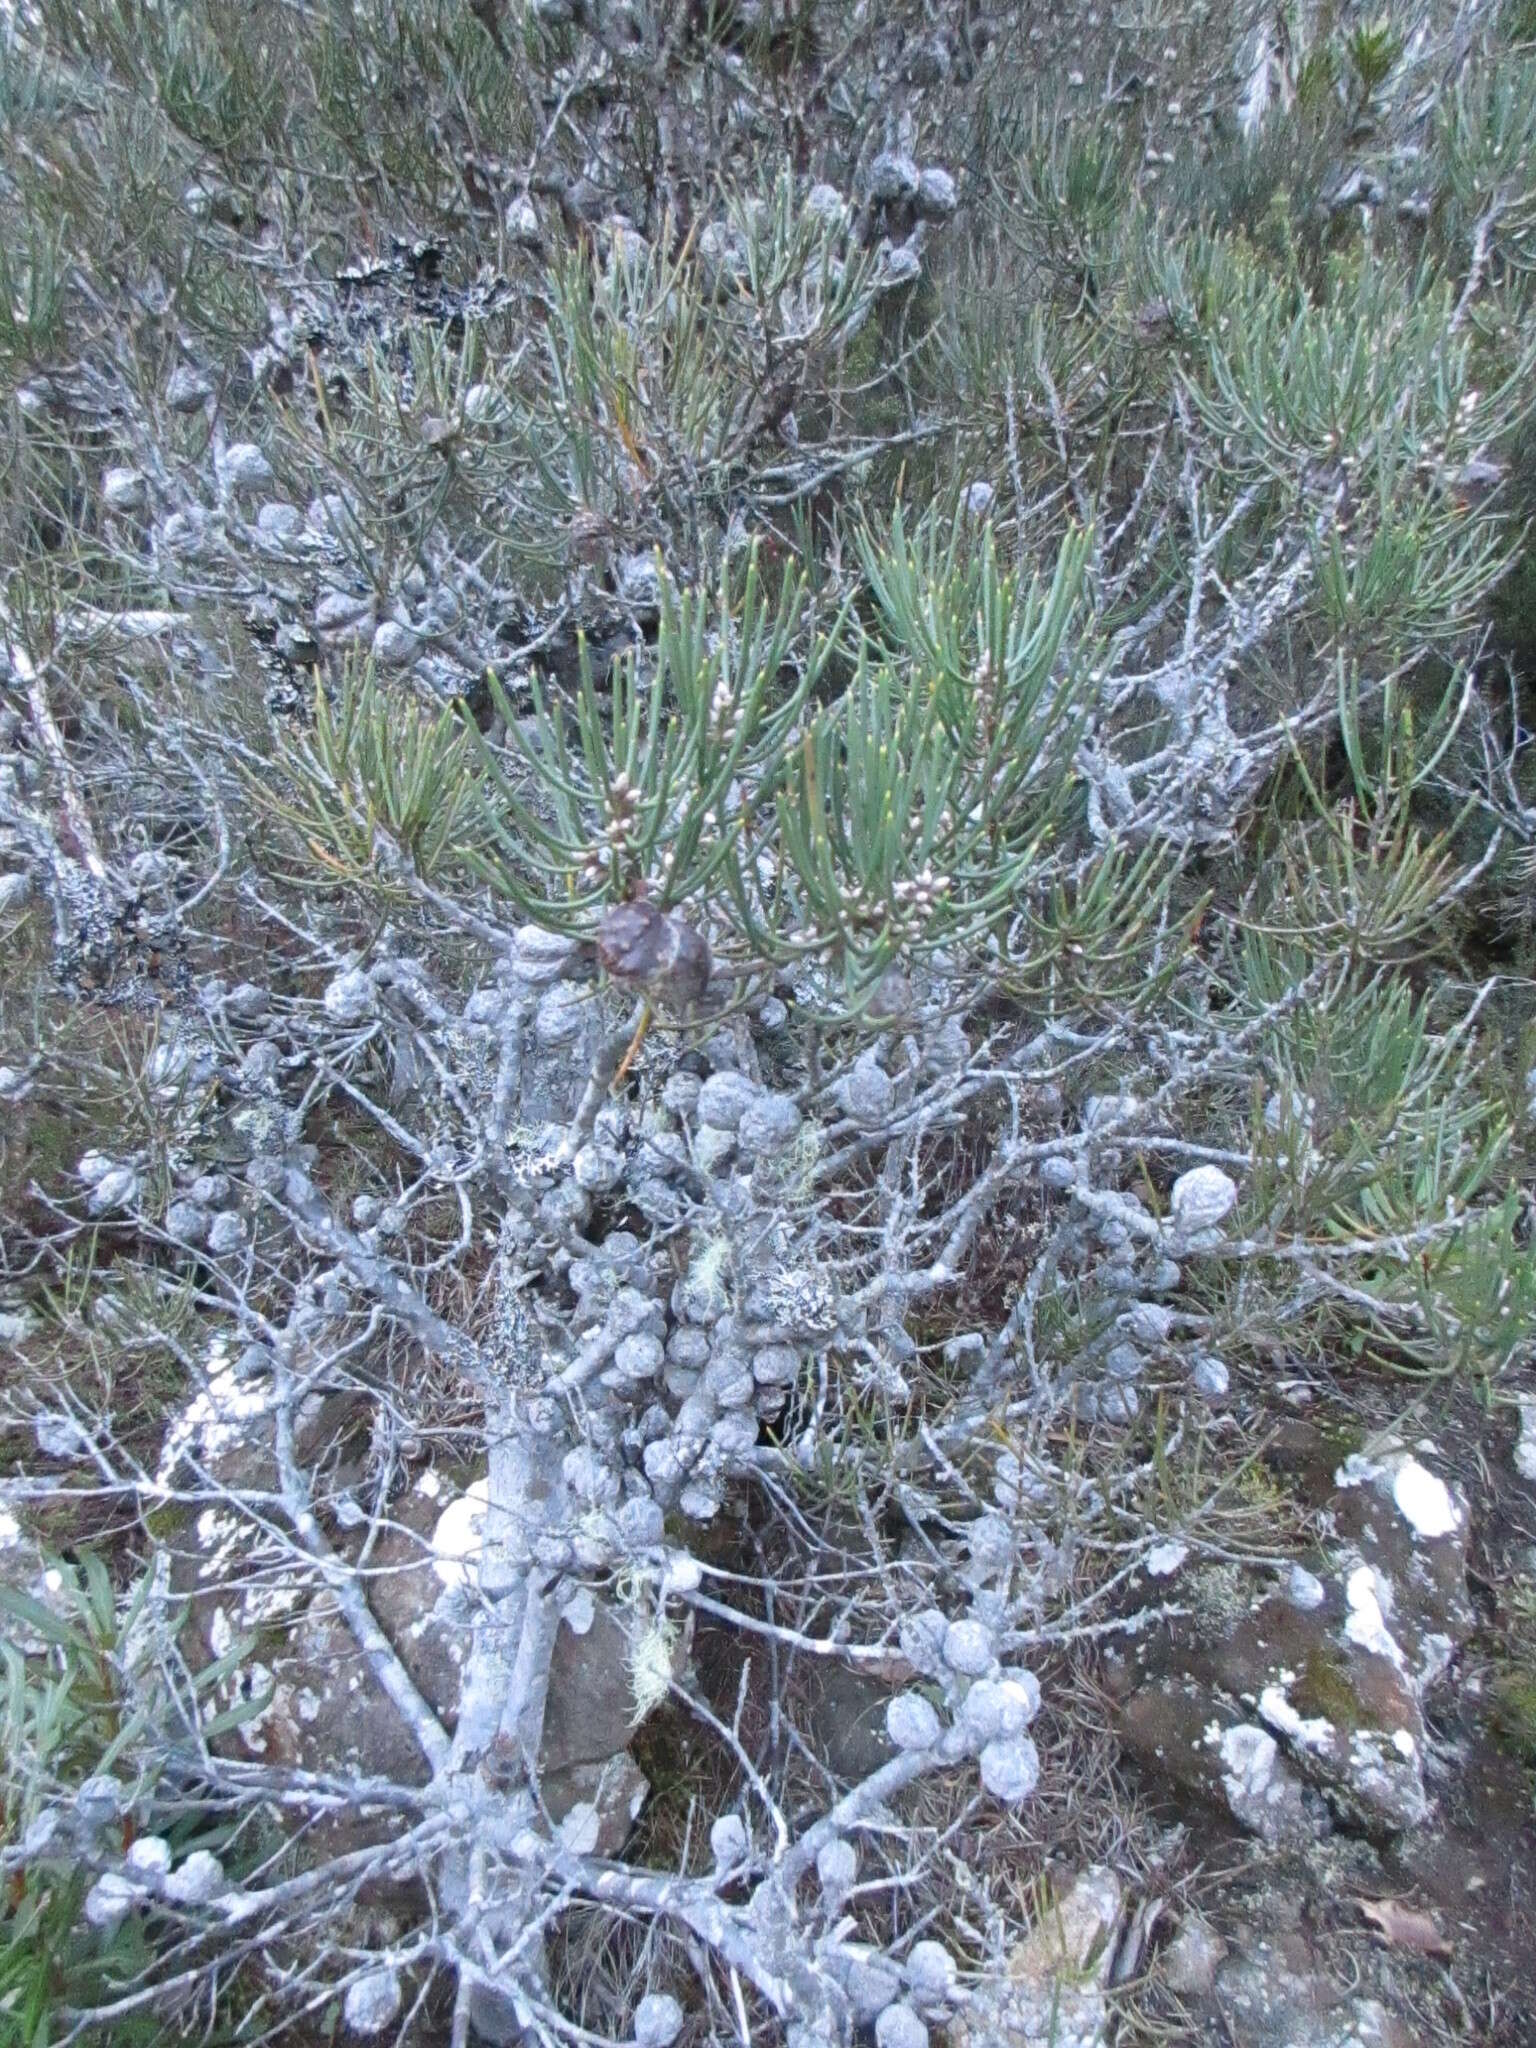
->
[1214,1940,1417,2048]
[1122,1567,1431,1833]
[1258,1640,1427,1832]
[951,1866,1122,2048]
[1160,1911,1226,1996]
[1021,1866,1122,1980]
[540,1600,646,1772]
[1118,1680,1312,1844]
[1287,1564,1327,1609]
[1118,1430,1475,1837]
[1219,1725,1312,1838]
[181,1443,656,1857]
[804,1663,898,1780]
[542,1750,648,1856]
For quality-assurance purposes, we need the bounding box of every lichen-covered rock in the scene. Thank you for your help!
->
[1213,1946,1417,2048]
[1160,1911,1226,1996]
[1113,1440,1473,1835]
[950,1866,1122,2048]
[1116,1677,1313,1844]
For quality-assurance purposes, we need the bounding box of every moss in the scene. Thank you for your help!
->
[1488,1582,1536,1782]
[1293,1646,1365,1732]
[1491,1669,1536,1763]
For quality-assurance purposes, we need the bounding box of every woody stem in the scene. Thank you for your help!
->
[611,999,654,1089]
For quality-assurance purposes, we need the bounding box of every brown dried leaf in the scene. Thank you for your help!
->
[1355,1897,1452,1960]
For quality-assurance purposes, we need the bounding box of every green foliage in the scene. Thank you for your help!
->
[1346,16,1402,100]
[0,1557,258,2046]
[1312,460,1515,653]
[778,510,1092,993]
[455,510,1112,1010]
[994,105,1137,292]
[1194,251,1504,480]
[0,212,67,370]
[270,658,490,887]
[1437,54,1536,270]
[467,543,833,930]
